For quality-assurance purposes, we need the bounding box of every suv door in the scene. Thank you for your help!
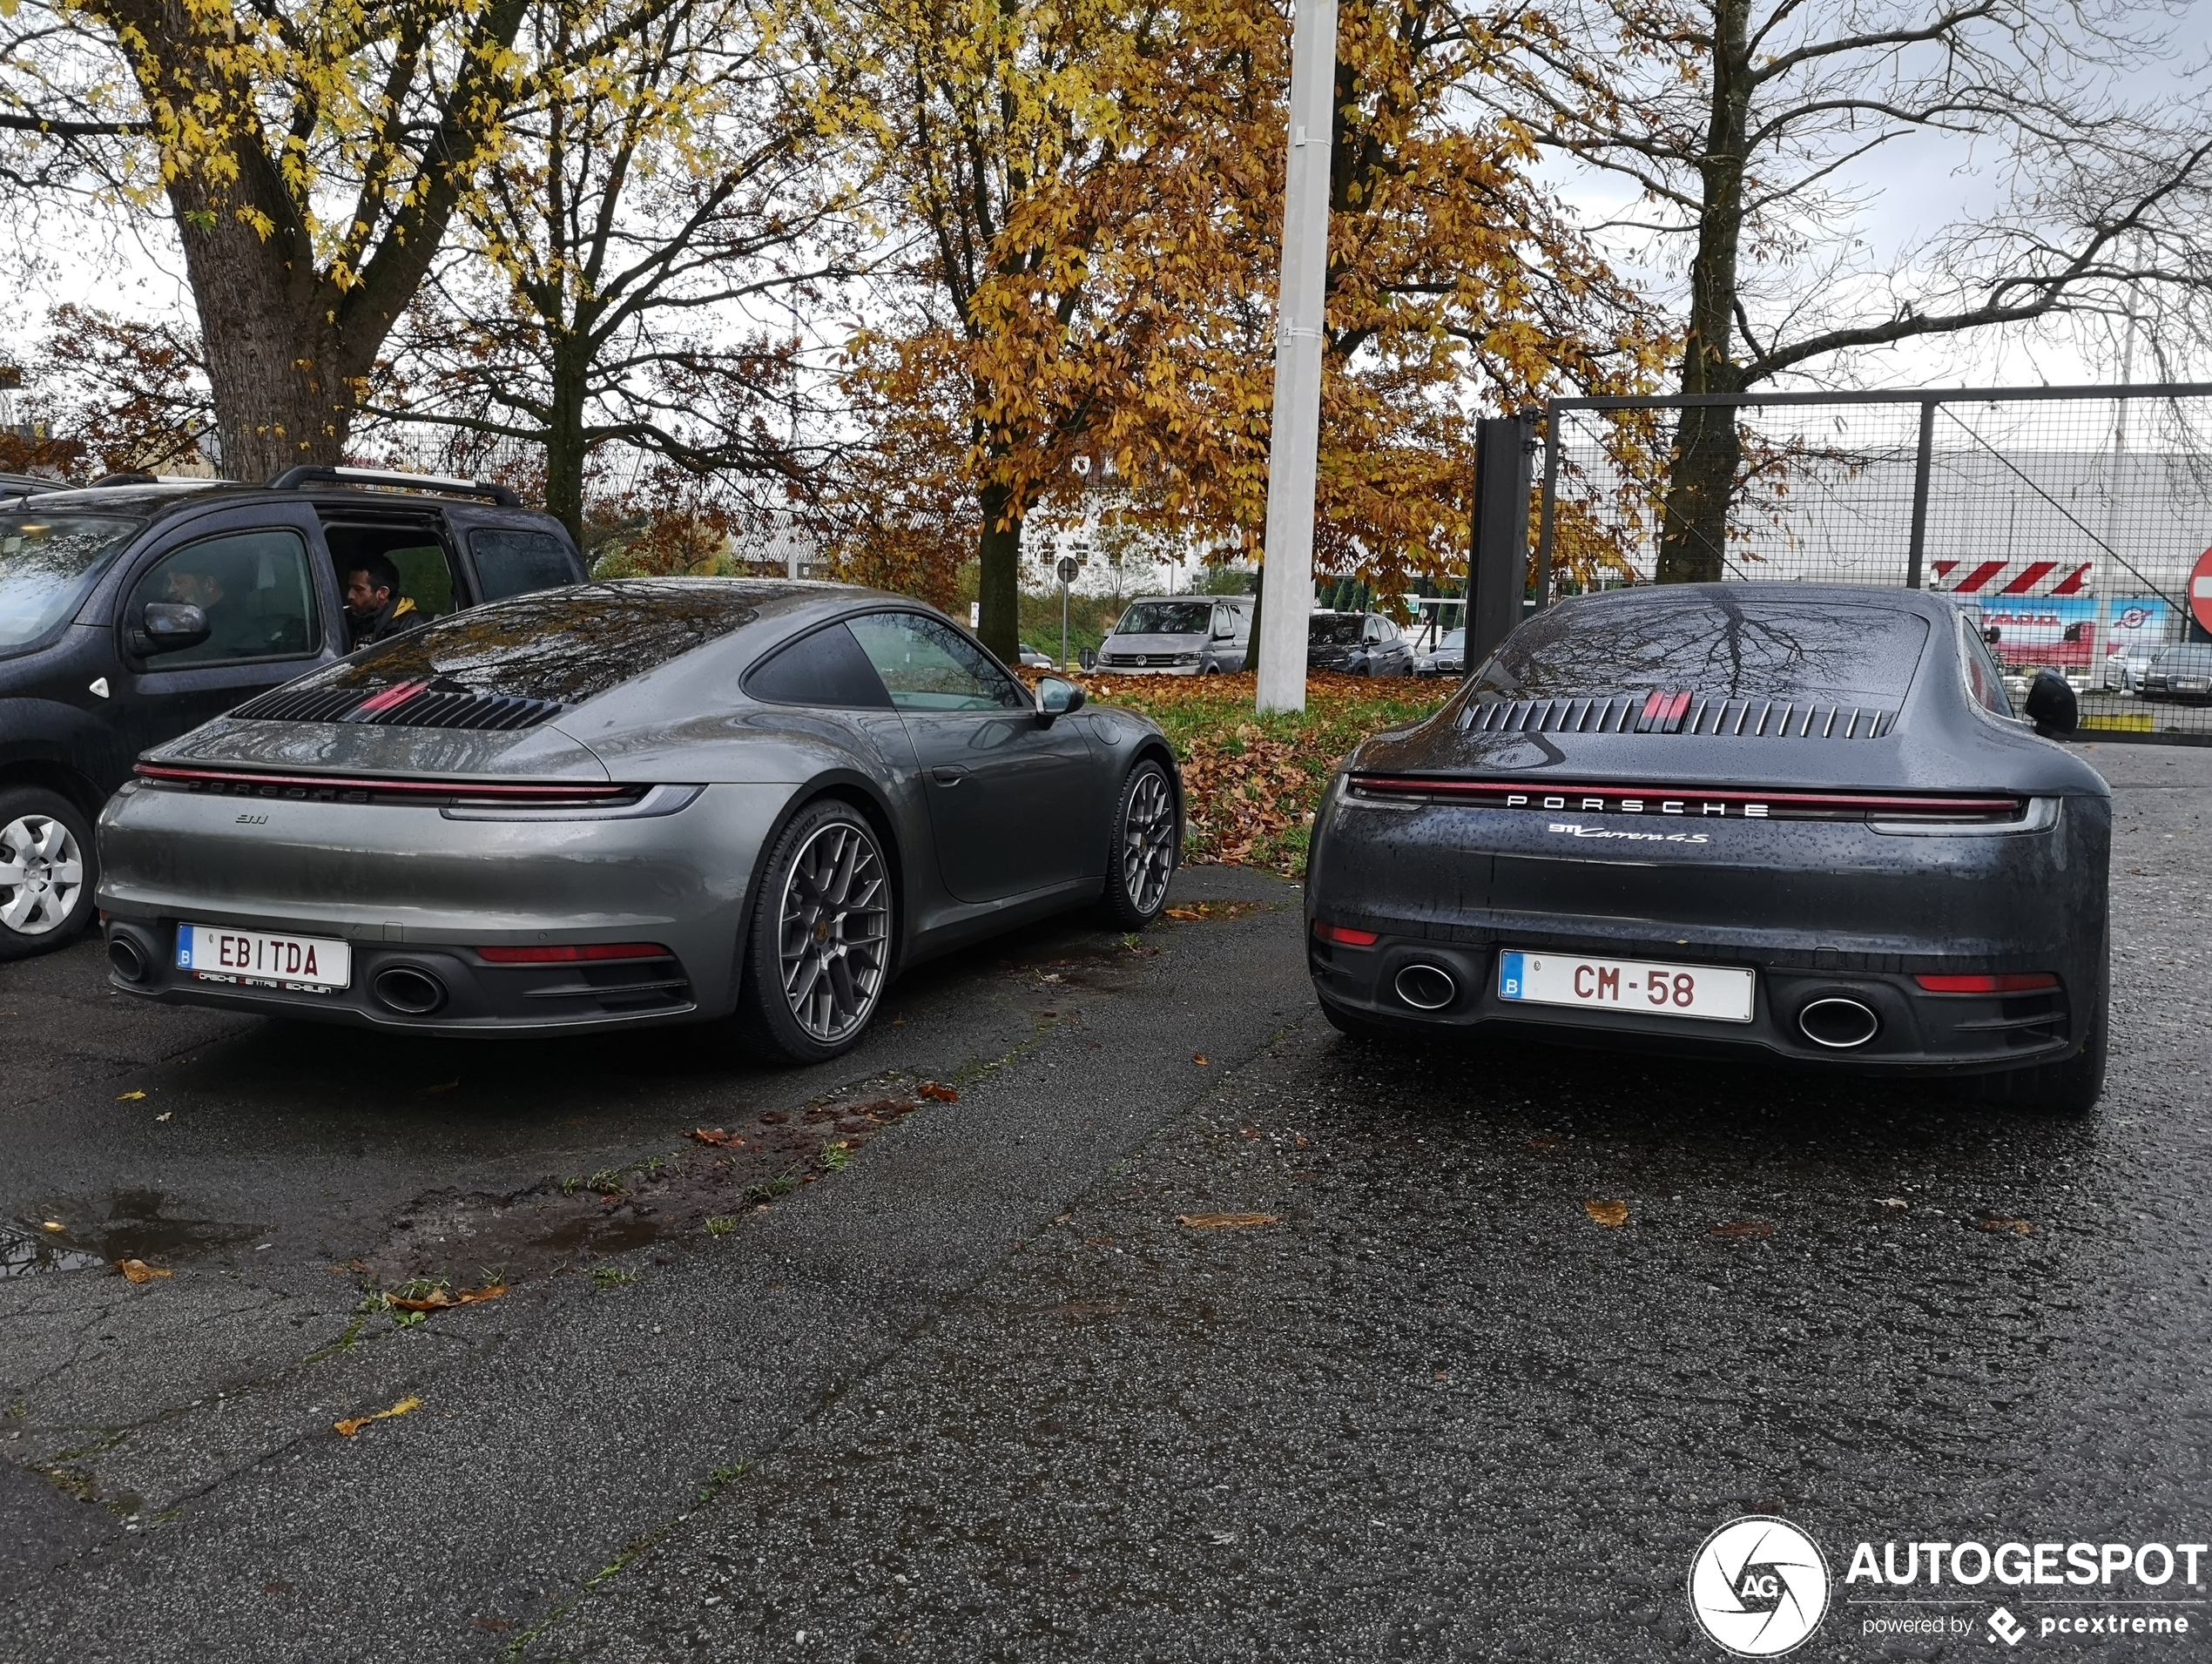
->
[111,509,339,763]
[846,610,1100,903]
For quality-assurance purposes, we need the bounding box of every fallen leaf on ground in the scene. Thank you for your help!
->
[1584,1200,1631,1228]
[416,1081,461,1097]
[116,1090,145,1101]
[1177,1212,1281,1229]
[918,1082,959,1102]
[1710,1221,1775,1239]
[41,1221,63,1232]
[385,1284,507,1312]
[334,1395,421,1437]
[1528,1136,1567,1151]
[1192,1054,1209,1066]
[1877,1197,1910,1211]
[1976,1216,2034,1236]
[154,1111,172,1122]
[1165,907,1204,920]
[117,1259,172,1283]
[687,1128,746,1148]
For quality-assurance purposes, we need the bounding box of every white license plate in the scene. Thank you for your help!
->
[1497,949,1753,1023]
[176,923,352,991]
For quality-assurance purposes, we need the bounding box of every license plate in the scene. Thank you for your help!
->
[176,923,352,992]
[1497,950,1753,1022]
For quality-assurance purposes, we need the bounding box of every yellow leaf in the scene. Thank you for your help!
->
[334,1396,422,1438]
[1177,1211,1279,1229]
[117,1259,173,1283]
[117,1090,146,1101]
[1583,1200,1630,1228]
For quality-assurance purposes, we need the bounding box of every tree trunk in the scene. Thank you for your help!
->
[544,331,591,539]
[976,481,1022,660]
[1655,0,1751,584]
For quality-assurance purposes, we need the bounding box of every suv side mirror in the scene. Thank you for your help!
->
[2025,667,2078,738]
[132,601,211,657]
[1035,676,1086,724]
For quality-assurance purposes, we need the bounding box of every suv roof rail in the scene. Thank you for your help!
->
[266,464,523,507]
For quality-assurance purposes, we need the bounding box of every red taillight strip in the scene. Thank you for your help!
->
[1914,973,2060,994]
[1345,775,2025,817]
[478,943,672,963]
[134,763,630,801]
[1313,921,1380,947]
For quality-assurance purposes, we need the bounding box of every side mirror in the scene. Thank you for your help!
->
[132,601,210,657]
[2025,667,2078,738]
[1035,677,1086,723]
[1984,625,2002,645]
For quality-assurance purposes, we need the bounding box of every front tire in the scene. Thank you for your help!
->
[1099,758,1178,931]
[735,799,894,1065]
[0,787,97,962]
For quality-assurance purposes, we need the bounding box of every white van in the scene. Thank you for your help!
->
[1096,595,1253,674]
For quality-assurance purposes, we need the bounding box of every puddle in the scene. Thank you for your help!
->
[18,1190,260,1272]
[0,1222,106,1277]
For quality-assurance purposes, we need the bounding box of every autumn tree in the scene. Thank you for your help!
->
[0,305,209,478]
[1491,0,2212,580]
[368,0,859,537]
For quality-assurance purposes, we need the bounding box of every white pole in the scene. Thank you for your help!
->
[1253,0,1339,715]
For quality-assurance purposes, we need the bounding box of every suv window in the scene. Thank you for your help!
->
[0,513,137,652]
[471,529,577,602]
[324,523,460,621]
[847,612,1028,711]
[745,622,894,708]
[130,529,319,666]
[1959,617,2013,716]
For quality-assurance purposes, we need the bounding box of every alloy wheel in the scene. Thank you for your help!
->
[777,820,891,1043]
[1121,769,1176,916]
[0,814,84,937]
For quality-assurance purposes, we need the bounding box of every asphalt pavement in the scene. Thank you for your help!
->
[2,742,2208,1662]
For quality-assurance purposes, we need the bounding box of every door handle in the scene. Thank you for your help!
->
[930,766,968,785]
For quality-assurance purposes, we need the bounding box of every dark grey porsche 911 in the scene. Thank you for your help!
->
[1305,584,2110,1112]
[97,580,1181,1061]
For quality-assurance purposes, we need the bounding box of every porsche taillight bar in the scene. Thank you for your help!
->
[1345,774,2027,821]
[134,762,631,804]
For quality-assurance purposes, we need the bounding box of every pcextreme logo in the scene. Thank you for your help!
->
[1688,1517,1832,1657]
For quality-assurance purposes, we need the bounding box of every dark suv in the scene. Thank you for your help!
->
[0,467,587,959]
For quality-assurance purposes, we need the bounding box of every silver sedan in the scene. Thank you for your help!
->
[98,580,1183,1061]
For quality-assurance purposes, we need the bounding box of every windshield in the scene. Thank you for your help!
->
[271,579,760,705]
[1476,593,1931,704]
[1116,601,1212,637]
[0,514,138,652]
[2154,645,2212,670]
[1310,615,1365,645]
[1438,630,1465,652]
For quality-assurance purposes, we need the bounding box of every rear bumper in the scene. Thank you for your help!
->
[94,778,798,1034]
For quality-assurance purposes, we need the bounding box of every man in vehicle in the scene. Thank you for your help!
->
[343,554,421,650]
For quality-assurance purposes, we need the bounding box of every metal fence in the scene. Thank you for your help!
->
[1533,384,2212,742]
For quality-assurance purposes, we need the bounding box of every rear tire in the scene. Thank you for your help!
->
[1097,758,1177,931]
[734,799,894,1065]
[0,787,97,962]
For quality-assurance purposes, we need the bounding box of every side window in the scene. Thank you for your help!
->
[745,623,894,708]
[130,529,318,666]
[846,612,1029,711]
[1960,618,2012,716]
[1212,605,1232,637]
[471,529,577,603]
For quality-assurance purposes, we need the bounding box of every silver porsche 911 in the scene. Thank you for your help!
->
[97,580,1183,1061]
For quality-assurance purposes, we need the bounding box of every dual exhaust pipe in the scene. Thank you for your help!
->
[106,927,448,1017]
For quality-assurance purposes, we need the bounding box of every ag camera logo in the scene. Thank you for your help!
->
[1689,1516,1831,1656]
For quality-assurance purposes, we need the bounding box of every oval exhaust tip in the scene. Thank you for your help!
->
[107,935,149,983]
[373,966,447,1016]
[1394,963,1458,1011]
[1798,996,1879,1050]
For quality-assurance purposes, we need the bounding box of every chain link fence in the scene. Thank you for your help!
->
[1534,385,2212,742]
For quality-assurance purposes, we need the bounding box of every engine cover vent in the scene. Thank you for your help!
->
[233,681,563,731]
[1463,694,1894,740]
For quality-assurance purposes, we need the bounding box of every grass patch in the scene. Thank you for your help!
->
[591,1266,637,1290]
[1074,669,1450,875]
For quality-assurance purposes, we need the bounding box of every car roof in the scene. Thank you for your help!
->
[4,479,562,528]
[1557,581,1959,623]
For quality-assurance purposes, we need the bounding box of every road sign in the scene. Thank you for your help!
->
[2193,546,2212,635]
[1057,556,1080,584]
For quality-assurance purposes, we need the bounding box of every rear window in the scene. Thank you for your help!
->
[1476,594,1931,705]
[283,580,759,705]
[471,528,577,602]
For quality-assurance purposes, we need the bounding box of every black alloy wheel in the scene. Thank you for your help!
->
[738,798,894,1063]
[1099,758,1178,931]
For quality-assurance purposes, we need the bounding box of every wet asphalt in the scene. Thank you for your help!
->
[0,742,2207,1662]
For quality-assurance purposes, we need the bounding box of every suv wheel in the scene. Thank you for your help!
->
[0,787,97,960]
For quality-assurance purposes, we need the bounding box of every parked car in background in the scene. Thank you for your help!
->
[98,582,1183,1061]
[2102,645,2151,692]
[1308,610,1414,677]
[1096,596,1251,675]
[1306,583,2108,1113]
[2138,642,2212,703]
[1017,644,1055,670]
[0,466,587,960]
[1414,628,1466,678]
[0,472,58,508]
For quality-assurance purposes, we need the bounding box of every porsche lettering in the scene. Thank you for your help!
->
[1503,792,1765,818]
